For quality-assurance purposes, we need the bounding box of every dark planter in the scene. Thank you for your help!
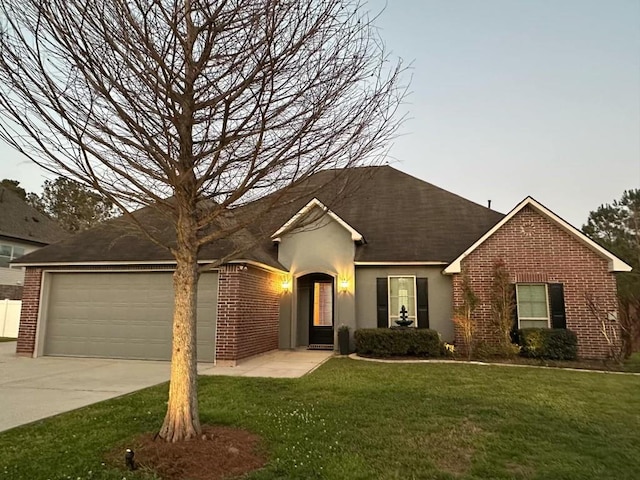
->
[338,329,350,355]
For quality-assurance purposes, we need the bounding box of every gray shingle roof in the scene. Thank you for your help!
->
[0,187,68,245]
[15,166,504,267]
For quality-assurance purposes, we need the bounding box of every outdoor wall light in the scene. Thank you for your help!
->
[281,278,292,294]
[339,278,349,293]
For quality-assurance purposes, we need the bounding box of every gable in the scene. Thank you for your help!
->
[271,198,364,243]
[444,197,632,274]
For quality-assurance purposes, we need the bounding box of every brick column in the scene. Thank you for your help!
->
[215,264,281,365]
[16,268,43,356]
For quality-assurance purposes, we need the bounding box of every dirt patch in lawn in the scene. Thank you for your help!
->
[110,425,267,480]
[433,419,483,475]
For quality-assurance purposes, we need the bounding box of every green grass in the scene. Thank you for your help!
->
[1,359,639,480]
[0,337,16,342]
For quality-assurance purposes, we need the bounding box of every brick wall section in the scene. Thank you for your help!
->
[0,284,22,300]
[16,268,42,356]
[452,206,619,359]
[216,264,280,364]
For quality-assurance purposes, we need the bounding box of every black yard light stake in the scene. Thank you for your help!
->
[125,448,136,471]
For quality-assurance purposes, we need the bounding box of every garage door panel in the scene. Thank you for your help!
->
[44,272,218,361]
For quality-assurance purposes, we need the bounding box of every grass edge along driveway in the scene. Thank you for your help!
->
[0,358,639,480]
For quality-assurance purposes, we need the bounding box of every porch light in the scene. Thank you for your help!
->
[281,278,292,293]
[339,278,349,293]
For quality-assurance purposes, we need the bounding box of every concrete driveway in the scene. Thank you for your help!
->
[0,341,332,433]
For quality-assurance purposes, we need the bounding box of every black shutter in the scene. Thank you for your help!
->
[376,278,389,328]
[510,284,519,342]
[416,278,429,329]
[548,283,566,329]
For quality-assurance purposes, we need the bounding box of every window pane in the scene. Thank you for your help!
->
[517,285,549,323]
[12,247,25,259]
[520,319,548,329]
[313,283,332,327]
[0,245,11,257]
[389,277,416,320]
[0,257,9,268]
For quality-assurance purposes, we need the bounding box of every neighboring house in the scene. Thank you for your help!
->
[13,166,630,362]
[0,187,68,300]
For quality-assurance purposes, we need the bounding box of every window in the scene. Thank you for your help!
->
[516,284,549,328]
[388,276,417,327]
[312,282,333,327]
[0,244,25,268]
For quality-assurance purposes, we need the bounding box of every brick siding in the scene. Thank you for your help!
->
[0,284,22,300]
[16,268,42,356]
[216,264,280,364]
[452,206,619,359]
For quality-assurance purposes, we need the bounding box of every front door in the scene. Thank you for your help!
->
[308,275,334,345]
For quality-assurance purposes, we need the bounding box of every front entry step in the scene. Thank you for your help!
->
[307,344,334,351]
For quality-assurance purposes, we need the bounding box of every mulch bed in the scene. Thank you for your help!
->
[112,425,267,480]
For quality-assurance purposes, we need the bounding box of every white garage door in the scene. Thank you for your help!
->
[43,271,218,361]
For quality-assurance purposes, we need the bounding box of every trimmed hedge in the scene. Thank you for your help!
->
[354,328,444,357]
[518,328,578,360]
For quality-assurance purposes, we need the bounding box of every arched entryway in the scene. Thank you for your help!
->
[297,273,334,348]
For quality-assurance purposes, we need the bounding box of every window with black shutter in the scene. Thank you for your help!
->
[514,283,566,330]
[376,276,429,328]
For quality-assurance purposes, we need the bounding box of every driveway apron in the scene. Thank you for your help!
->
[0,342,333,432]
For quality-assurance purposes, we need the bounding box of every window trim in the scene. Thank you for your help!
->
[516,283,550,329]
[387,275,418,328]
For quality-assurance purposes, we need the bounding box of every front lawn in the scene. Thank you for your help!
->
[0,359,639,479]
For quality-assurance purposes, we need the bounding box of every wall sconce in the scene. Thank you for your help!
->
[281,278,292,294]
[339,278,349,293]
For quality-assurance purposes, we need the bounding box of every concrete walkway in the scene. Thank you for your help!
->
[0,341,333,433]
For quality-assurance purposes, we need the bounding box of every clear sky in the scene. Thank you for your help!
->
[0,0,638,228]
[367,0,640,227]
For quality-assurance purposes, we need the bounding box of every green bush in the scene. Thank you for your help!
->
[474,341,520,360]
[354,328,444,357]
[518,328,578,360]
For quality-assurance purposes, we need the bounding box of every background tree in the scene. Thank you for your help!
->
[30,178,116,233]
[0,0,405,441]
[583,189,640,356]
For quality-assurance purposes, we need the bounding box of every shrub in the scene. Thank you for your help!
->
[518,328,578,360]
[354,328,444,357]
[474,341,520,360]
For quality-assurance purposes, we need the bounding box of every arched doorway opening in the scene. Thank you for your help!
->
[297,273,334,348]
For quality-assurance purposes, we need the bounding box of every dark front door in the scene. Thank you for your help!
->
[307,274,334,345]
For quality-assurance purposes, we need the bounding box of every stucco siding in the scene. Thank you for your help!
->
[277,213,356,348]
[355,266,454,342]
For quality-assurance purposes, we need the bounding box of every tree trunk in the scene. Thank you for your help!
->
[158,244,202,442]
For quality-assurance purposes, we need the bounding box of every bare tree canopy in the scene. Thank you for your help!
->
[0,0,406,442]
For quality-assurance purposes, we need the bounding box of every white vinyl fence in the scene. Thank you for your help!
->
[0,299,21,338]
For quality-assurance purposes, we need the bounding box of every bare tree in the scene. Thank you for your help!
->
[490,258,515,351]
[0,0,405,441]
[453,269,478,360]
[585,292,625,363]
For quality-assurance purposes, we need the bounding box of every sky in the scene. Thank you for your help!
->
[0,0,638,228]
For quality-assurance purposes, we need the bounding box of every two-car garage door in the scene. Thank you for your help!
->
[42,272,218,362]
